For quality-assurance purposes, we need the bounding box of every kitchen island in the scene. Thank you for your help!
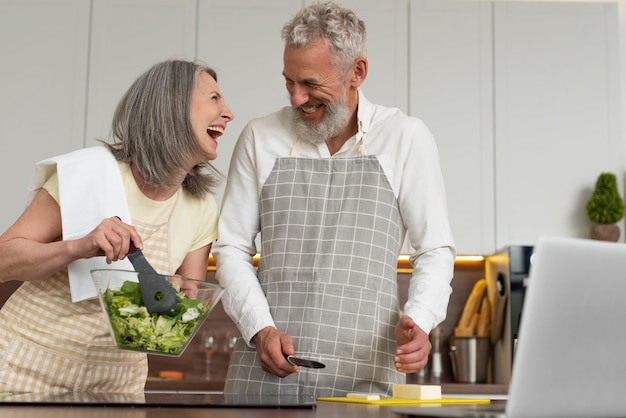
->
[0,391,505,418]
[0,393,501,418]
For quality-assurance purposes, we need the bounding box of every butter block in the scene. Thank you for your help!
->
[346,392,381,401]
[392,384,441,400]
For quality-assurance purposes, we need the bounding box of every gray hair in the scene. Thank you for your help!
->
[281,1,367,76]
[103,59,221,197]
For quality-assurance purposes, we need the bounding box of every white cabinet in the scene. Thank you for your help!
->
[0,0,197,232]
[196,0,304,202]
[0,0,90,233]
[410,0,621,254]
[0,0,621,255]
[410,1,495,254]
[333,0,409,113]
[85,0,197,146]
[493,2,622,247]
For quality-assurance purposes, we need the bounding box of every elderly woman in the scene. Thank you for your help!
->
[0,59,233,393]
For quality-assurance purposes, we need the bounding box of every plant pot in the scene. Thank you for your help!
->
[590,224,620,242]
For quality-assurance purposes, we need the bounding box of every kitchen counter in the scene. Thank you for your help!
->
[0,391,506,418]
[145,379,509,396]
[0,403,511,418]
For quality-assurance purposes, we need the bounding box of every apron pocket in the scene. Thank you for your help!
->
[265,281,378,362]
[0,335,145,393]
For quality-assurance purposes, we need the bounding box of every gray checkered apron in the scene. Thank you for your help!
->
[224,136,405,398]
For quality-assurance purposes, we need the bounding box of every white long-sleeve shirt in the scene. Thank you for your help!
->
[213,90,456,344]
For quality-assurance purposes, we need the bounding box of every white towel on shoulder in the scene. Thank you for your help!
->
[28,146,133,302]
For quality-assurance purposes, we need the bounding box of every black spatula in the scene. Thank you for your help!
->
[127,241,180,315]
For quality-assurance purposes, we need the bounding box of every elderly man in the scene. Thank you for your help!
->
[213,1,455,398]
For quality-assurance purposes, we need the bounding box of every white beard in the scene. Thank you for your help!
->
[291,99,351,146]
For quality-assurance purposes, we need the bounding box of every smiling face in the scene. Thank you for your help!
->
[283,39,366,148]
[189,71,234,162]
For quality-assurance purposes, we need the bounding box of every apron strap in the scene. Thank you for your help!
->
[290,136,302,158]
[358,120,368,156]
[358,133,367,157]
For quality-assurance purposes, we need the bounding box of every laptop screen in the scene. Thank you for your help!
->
[506,236,626,417]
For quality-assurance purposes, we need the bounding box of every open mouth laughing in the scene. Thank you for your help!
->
[207,126,224,139]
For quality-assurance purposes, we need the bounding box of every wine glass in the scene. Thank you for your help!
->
[201,330,217,380]
[222,331,238,357]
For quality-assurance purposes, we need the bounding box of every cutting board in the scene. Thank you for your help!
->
[316,397,490,405]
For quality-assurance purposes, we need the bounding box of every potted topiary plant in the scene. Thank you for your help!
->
[586,172,624,242]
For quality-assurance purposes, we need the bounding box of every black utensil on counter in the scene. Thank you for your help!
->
[127,241,180,315]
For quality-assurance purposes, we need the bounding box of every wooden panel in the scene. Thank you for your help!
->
[146,271,239,388]
[151,262,487,388]
[0,263,484,389]
[0,281,22,306]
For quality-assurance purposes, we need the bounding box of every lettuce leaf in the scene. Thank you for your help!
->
[102,280,209,354]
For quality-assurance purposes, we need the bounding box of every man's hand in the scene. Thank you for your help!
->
[252,326,299,377]
[394,315,431,373]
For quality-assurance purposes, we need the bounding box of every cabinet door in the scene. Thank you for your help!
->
[494,2,622,247]
[0,0,90,232]
[85,0,196,146]
[196,0,303,203]
[409,0,495,254]
[334,0,408,113]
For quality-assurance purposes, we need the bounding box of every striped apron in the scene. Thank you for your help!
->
[0,223,173,394]
[225,136,406,398]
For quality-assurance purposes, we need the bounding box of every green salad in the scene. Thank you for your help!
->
[102,280,209,354]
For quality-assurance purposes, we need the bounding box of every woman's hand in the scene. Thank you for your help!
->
[72,216,142,264]
[0,188,141,283]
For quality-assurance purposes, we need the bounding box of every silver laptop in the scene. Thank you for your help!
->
[394,236,626,418]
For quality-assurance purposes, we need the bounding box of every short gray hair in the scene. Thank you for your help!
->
[281,1,367,76]
[103,59,221,197]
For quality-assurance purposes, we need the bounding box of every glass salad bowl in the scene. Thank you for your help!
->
[91,269,224,357]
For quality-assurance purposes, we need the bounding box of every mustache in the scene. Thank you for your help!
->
[290,99,351,146]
